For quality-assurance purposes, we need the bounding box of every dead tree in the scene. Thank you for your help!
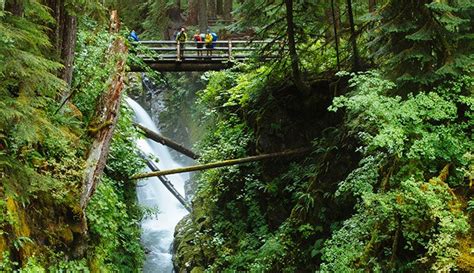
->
[80,13,128,210]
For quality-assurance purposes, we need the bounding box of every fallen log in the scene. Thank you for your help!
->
[131,147,312,179]
[135,123,200,160]
[140,154,192,212]
[80,36,128,210]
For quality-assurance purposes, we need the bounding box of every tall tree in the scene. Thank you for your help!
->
[368,0,376,12]
[187,0,198,25]
[5,0,22,16]
[198,0,208,32]
[208,0,217,20]
[370,0,473,91]
[331,0,341,70]
[216,0,223,16]
[223,0,232,21]
[346,0,360,71]
[284,0,308,95]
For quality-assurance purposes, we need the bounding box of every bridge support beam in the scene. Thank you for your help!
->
[129,61,233,72]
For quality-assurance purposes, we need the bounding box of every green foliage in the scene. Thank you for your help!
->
[322,70,472,271]
[1,6,144,270]
[369,0,474,90]
[75,24,145,271]
[83,91,144,273]
[72,19,116,123]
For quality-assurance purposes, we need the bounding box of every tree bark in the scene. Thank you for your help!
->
[208,0,217,20]
[216,0,223,16]
[198,0,208,33]
[142,156,192,212]
[60,14,77,86]
[369,0,376,12]
[284,0,309,95]
[44,0,78,87]
[346,0,360,71]
[135,123,200,160]
[331,0,341,70]
[132,147,311,179]
[80,36,128,210]
[5,0,22,16]
[187,0,198,25]
[223,0,232,21]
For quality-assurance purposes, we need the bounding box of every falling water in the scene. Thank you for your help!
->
[126,97,189,273]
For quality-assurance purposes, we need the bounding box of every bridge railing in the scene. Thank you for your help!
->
[134,40,271,62]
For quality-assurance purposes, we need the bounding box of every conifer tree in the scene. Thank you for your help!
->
[370,0,474,91]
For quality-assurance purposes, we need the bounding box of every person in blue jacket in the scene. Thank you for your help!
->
[211,31,218,48]
[129,30,139,42]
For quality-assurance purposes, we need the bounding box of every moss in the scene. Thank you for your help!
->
[0,235,7,260]
[6,196,33,262]
[457,238,474,272]
[190,266,205,273]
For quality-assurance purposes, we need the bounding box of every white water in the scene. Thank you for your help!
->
[126,97,189,273]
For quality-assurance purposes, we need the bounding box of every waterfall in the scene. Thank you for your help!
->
[126,97,189,273]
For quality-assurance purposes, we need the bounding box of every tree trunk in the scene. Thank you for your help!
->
[135,123,200,160]
[198,0,208,33]
[208,0,217,20]
[346,0,360,71]
[45,0,78,87]
[132,148,312,179]
[284,0,309,95]
[5,0,22,16]
[331,0,341,70]
[60,14,77,86]
[187,0,198,25]
[369,0,376,12]
[216,0,223,16]
[142,156,192,212]
[223,0,232,21]
[176,0,181,9]
[80,36,128,210]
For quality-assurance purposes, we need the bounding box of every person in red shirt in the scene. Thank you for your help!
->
[193,31,204,57]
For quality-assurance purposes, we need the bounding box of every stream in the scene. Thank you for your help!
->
[126,97,189,272]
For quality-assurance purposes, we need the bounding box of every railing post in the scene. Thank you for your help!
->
[176,41,181,61]
[228,40,232,61]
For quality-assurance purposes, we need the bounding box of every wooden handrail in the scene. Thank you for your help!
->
[129,40,274,71]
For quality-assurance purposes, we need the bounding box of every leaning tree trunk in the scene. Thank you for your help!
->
[132,148,312,179]
[80,19,128,210]
[198,0,208,33]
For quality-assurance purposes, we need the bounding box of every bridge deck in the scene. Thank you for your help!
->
[129,40,271,72]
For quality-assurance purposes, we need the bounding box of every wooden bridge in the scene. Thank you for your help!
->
[129,40,270,72]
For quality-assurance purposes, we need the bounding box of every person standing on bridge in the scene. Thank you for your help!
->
[176,27,188,60]
[205,29,214,56]
[193,31,203,57]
